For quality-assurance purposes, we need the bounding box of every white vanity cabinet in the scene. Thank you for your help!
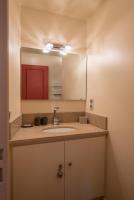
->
[65,137,105,200]
[12,137,105,200]
[12,142,65,200]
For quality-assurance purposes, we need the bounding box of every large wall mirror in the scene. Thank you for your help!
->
[21,48,87,100]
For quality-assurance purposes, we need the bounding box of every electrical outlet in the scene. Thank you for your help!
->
[89,99,94,110]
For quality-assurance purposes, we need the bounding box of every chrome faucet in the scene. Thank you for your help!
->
[52,106,60,125]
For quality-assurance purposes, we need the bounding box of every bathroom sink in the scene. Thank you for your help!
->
[42,127,76,133]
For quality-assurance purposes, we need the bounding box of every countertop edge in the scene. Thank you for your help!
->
[10,130,108,147]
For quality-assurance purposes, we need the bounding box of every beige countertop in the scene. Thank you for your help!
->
[10,123,108,146]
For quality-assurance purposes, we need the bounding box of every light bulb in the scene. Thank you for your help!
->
[46,43,53,50]
[42,43,53,53]
[64,45,72,53]
[60,50,67,56]
[42,49,50,53]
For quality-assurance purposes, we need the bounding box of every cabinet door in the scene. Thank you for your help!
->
[65,137,105,200]
[22,64,48,99]
[13,142,64,200]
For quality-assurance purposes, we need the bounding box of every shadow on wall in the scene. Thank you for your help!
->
[87,0,134,52]
[87,0,106,19]
[106,136,124,200]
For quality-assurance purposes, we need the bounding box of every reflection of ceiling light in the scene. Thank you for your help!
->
[42,43,72,55]
[42,49,50,53]
[60,50,67,56]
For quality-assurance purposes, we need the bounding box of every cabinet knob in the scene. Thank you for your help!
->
[68,162,72,167]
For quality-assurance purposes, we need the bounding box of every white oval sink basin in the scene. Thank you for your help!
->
[42,127,76,133]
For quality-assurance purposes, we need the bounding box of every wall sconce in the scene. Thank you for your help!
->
[42,43,72,55]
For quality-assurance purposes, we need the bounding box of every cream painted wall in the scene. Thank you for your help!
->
[86,0,134,199]
[18,0,104,20]
[22,100,85,114]
[9,0,21,122]
[21,7,86,53]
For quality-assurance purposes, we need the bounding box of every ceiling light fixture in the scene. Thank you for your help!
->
[60,49,67,56]
[42,43,53,53]
[64,45,72,53]
[42,43,72,55]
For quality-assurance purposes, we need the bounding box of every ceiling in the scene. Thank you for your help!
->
[18,0,104,20]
